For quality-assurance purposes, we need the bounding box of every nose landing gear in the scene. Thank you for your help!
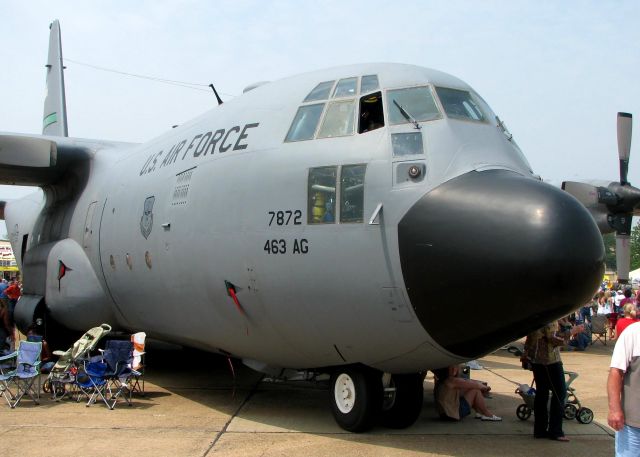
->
[329,365,425,432]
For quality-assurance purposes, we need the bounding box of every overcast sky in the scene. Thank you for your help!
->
[1,1,639,236]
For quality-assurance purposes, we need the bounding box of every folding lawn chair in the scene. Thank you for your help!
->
[0,341,42,408]
[76,360,110,408]
[590,314,608,345]
[130,332,146,395]
[103,340,136,408]
[84,340,135,409]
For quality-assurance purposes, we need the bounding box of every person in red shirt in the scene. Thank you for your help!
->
[615,302,639,338]
[4,279,21,324]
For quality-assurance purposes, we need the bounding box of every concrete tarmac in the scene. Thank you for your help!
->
[0,339,615,457]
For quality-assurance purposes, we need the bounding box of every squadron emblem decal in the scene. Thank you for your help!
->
[140,196,155,239]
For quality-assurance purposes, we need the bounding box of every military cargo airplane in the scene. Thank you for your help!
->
[0,20,623,432]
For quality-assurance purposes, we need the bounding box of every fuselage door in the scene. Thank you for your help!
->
[83,201,98,250]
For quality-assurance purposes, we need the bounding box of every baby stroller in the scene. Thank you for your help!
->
[42,323,112,400]
[515,371,594,424]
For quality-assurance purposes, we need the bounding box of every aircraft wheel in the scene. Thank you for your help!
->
[380,373,425,429]
[516,404,532,420]
[576,407,594,424]
[330,366,382,433]
[564,403,577,420]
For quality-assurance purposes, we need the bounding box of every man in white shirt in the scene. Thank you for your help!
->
[608,321,640,456]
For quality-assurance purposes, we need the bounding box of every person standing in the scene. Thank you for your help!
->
[4,279,21,324]
[524,321,569,441]
[0,278,8,311]
[615,303,639,339]
[608,321,640,456]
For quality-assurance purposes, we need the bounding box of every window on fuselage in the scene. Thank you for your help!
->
[340,164,366,223]
[359,92,384,133]
[435,87,485,121]
[386,86,441,125]
[285,103,325,142]
[308,167,337,224]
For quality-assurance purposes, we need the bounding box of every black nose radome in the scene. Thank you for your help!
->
[398,170,604,358]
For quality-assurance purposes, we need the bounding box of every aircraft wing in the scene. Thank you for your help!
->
[0,132,133,186]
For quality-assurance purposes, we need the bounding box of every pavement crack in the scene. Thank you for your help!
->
[202,375,264,456]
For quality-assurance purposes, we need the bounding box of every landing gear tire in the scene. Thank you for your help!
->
[380,373,425,429]
[330,366,382,433]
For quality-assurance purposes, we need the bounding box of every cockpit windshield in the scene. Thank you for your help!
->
[435,87,485,121]
[386,86,441,125]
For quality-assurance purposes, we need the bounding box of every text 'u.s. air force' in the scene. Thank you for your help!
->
[139,122,259,176]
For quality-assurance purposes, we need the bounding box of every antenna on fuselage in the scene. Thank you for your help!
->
[209,84,224,106]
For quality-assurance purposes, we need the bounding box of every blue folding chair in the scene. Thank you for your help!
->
[0,341,42,408]
[82,340,135,409]
[77,360,110,408]
[103,340,136,408]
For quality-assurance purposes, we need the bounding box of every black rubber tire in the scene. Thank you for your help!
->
[42,379,52,394]
[516,404,532,420]
[330,366,382,433]
[576,407,594,424]
[564,403,577,420]
[380,373,425,429]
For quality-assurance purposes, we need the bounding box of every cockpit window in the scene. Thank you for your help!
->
[304,81,335,102]
[361,75,379,94]
[317,100,356,138]
[285,103,325,142]
[386,86,441,125]
[435,87,485,121]
[333,78,358,98]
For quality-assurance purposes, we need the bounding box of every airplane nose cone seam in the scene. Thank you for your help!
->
[398,170,605,358]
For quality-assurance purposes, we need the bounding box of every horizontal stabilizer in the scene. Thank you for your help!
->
[0,134,56,167]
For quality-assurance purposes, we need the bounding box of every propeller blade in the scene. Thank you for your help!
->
[561,181,599,206]
[616,234,631,284]
[618,112,632,184]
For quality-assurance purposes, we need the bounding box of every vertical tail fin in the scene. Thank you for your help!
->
[42,20,68,137]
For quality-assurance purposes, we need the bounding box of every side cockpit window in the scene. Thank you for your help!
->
[285,104,325,142]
